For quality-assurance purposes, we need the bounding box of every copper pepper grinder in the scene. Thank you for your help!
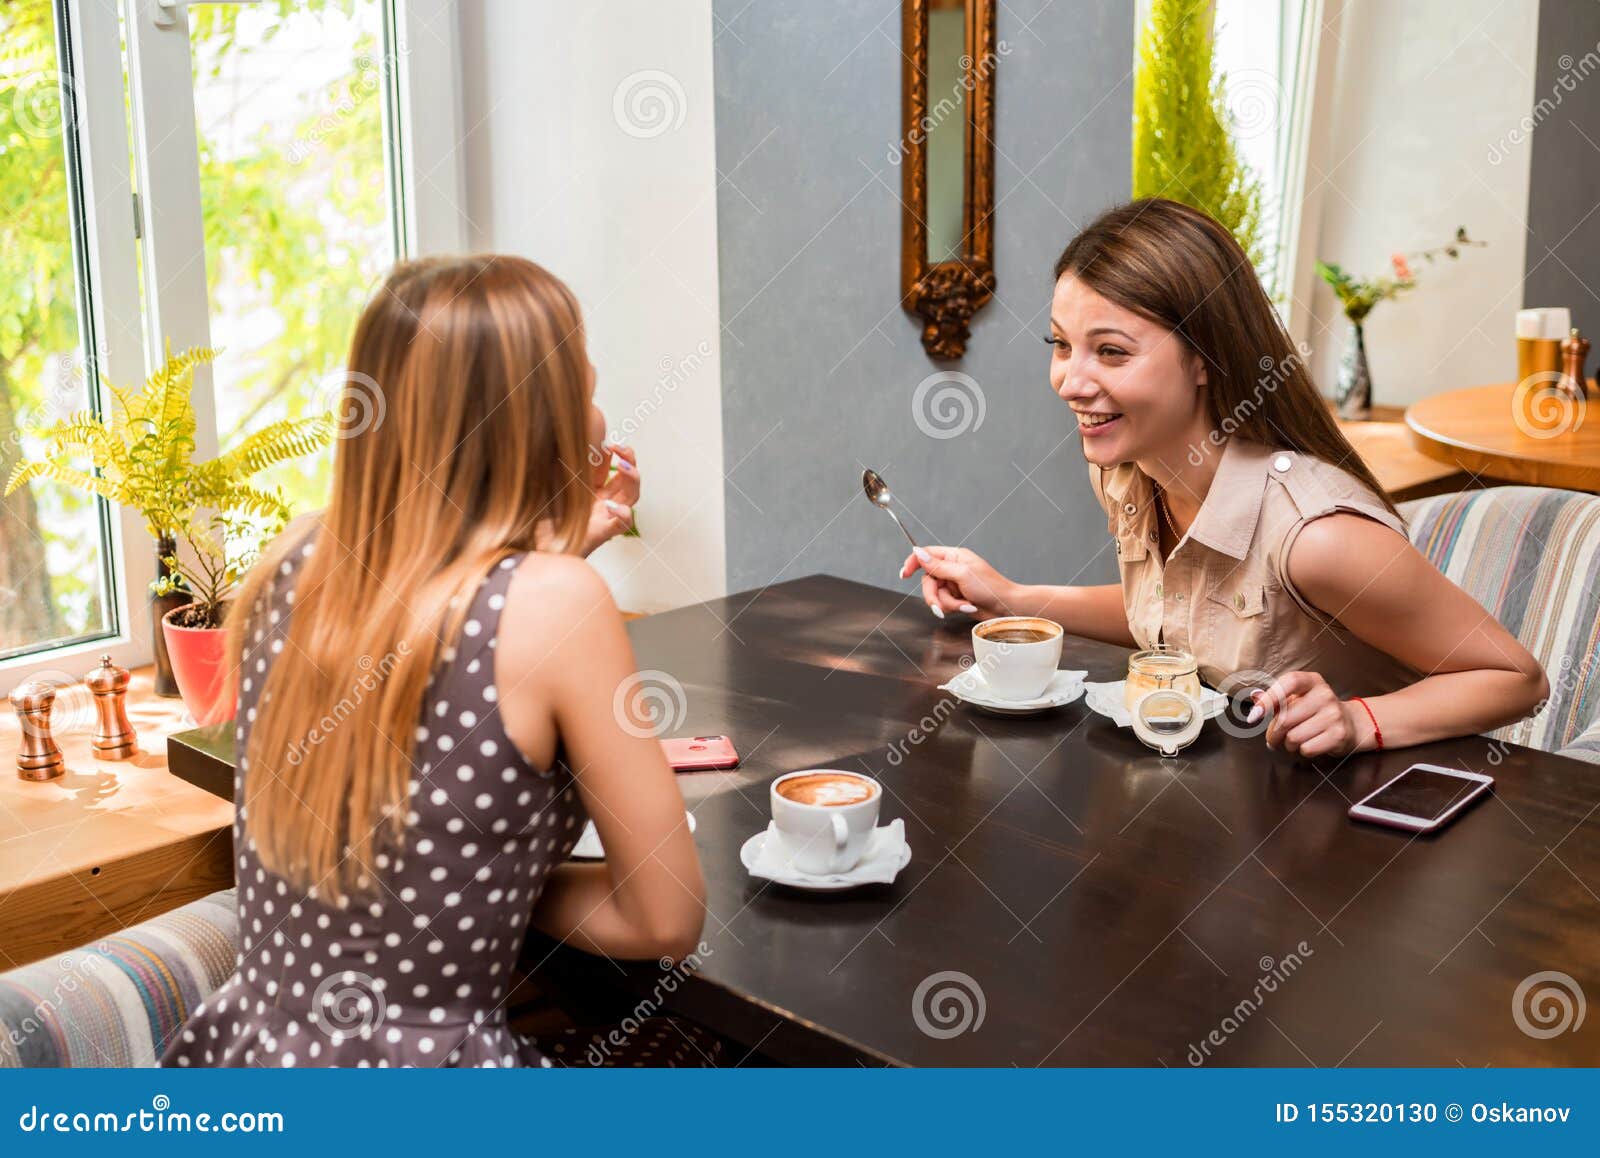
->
[1558,328,1590,402]
[86,654,137,760]
[10,679,65,781]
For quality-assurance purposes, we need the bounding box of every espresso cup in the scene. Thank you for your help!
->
[770,769,882,875]
[971,616,1064,701]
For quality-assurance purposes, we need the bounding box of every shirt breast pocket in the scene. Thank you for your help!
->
[1208,581,1265,619]
[1204,579,1269,678]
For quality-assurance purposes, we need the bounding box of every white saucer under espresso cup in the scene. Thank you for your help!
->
[971,616,1064,701]
[770,769,882,876]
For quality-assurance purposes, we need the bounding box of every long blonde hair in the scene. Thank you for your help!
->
[228,255,594,902]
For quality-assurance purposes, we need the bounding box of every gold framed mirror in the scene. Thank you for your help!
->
[901,0,997,361]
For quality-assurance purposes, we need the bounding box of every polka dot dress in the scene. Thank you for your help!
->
[162,544,589,1068]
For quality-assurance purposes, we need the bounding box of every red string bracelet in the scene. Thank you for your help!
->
[1351,696,1383,750]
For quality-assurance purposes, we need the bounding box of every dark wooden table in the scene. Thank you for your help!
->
[542,575,1600,1067]
[173,575,1600,1067]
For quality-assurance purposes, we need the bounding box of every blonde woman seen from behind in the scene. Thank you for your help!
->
[164,255,709,1069]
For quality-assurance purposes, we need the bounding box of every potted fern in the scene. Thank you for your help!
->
[4,346,331,723]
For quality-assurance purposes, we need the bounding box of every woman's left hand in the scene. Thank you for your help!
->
[1251,670,1368,758]
[582,442,639,555]
[536,443,640,557]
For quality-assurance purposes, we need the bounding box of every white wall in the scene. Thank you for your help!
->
[1304,0,1538,406]
[457,0,726,611]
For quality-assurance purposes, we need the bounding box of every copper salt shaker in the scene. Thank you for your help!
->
[86,654,137,760]
[1559,328,1591,402]
[10,679,65,781]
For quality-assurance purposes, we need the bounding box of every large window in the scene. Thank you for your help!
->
[190,1,402,511]
[0,0,448,684]
[0,0,118,660]
[1213,0,1320,312]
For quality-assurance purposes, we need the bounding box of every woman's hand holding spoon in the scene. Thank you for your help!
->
[900,546,1017,620]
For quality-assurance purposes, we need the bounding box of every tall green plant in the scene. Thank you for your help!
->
[1132,0,1268,275]
[4,346,332,627]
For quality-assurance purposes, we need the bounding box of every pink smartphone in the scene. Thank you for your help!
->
[661,735,740,772]
[1347,763,1493,833]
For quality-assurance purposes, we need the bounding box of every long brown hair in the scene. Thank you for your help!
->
[1055,198,1398,516]
[228,255,594,903]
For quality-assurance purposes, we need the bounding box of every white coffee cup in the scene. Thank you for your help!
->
[770,769,882,875]
[971,616,1064,701]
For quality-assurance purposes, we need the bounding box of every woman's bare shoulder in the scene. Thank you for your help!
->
[497,553,621,674]
[1285,511,1419,607]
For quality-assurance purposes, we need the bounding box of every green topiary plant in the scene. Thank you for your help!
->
[4,345,332,628]
[1132,0,1268,277]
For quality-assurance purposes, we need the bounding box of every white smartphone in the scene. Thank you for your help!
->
[1347,763,1494,833]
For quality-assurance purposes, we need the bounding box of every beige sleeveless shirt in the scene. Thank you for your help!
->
[1088,437,1421,699]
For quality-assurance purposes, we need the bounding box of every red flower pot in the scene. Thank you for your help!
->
[161,606,235,726]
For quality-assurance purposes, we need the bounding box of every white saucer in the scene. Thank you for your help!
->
[1083,680,1228,728]
[939,667,1087,716]
[569,811,697,860]
[739,823,912,891]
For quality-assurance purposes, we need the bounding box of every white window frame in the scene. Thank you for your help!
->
[0,0,467,695]
[1,0,151,691]
[1281,0,1343,351]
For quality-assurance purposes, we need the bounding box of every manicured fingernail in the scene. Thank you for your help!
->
[914,547,932,562]
[605,500,627,515]
[959,603,977,614]
[928,603,944,619]
[1245,704,1263,725]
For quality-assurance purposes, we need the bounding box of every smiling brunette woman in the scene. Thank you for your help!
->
[163,256,711,1068]
[904,199,1548,758]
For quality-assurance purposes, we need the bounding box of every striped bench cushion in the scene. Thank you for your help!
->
[0,889,237,1068]
[1401,486,1600,758]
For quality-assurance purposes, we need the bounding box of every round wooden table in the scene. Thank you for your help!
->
[1406,381,1600,492]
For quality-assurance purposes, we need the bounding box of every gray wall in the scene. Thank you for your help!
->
[1525,1,1600,337]
[713,0,1133,596]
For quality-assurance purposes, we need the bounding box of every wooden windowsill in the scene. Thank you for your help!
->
[0,667,234,970]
